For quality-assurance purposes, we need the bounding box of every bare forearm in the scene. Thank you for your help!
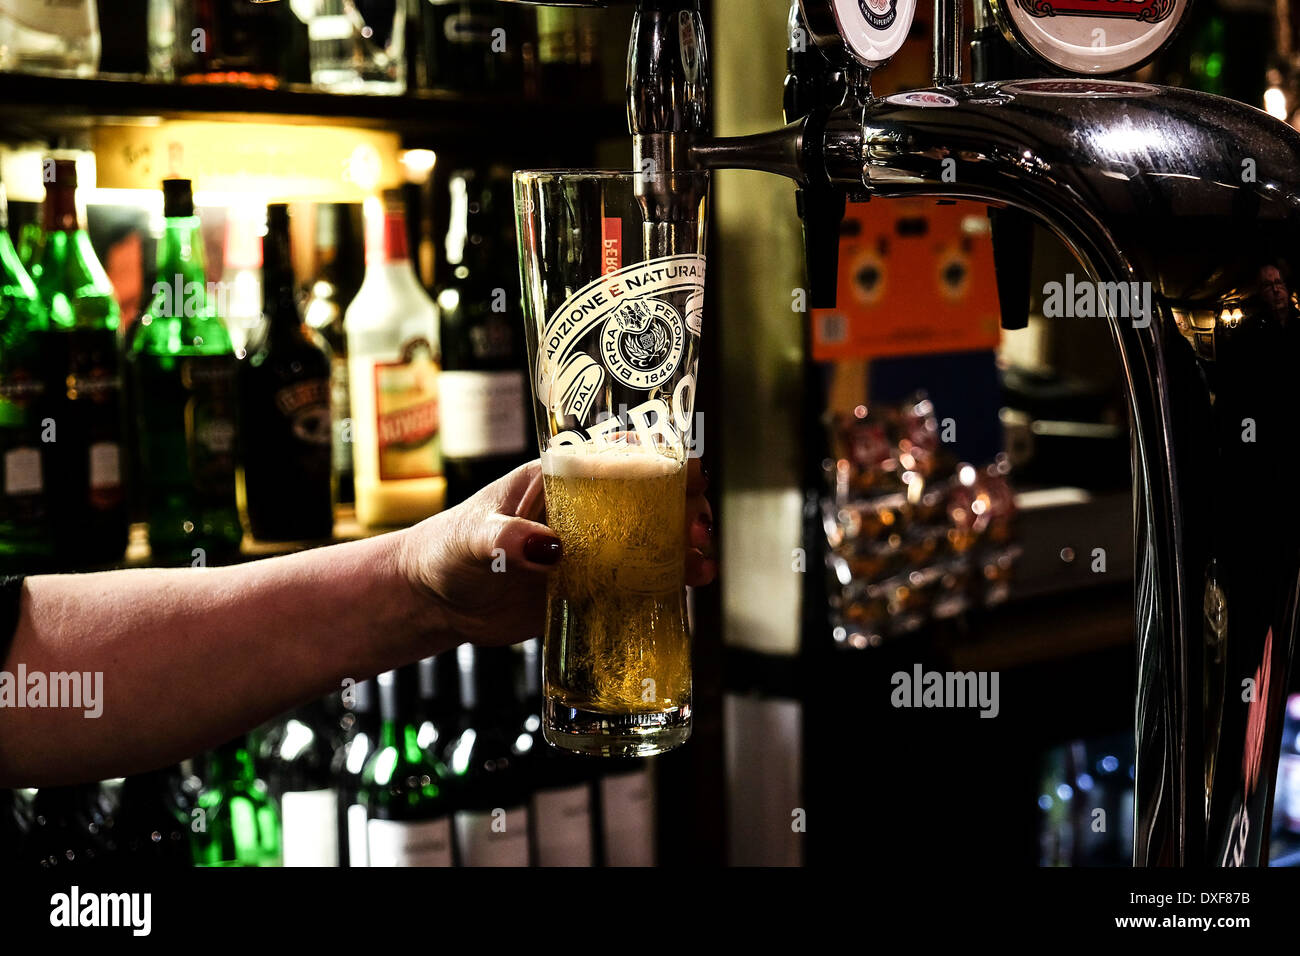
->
[0,529,444,787]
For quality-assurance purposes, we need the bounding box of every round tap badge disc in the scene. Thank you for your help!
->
[988,0,1191,76]
[799,0,918,69]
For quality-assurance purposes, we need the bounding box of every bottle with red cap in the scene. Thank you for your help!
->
[344,192,444,529]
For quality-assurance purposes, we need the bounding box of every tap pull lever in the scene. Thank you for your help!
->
[798,187,847,310]
[988,207,1032,331]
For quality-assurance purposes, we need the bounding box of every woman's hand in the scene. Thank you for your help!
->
[399,458,716,648]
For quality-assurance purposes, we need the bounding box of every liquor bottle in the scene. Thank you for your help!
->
[360,666,454,866]
[193,737,282,866]
[304,203,364,505]
[520,638,595,866]
[334,677,379,866]
[417,652,461,759]
[132,178,241,565]
[238,203,333,542]
[219,205,265,359]
[111,766,194,866]
[0,0,101,76]
[308,0,406,94]
[0,183,53,572]
[173,0,305,88]
[597,757,657,866]
[436,166,529,506]
[444,644,531,866]
[29,158,128,568]
[421,0,522,94]
[259,699,340,867]
[345,194,445,529]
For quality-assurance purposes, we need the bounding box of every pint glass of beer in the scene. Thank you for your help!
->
[514,170,709,757]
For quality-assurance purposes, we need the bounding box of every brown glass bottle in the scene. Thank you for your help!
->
[238,204,333,542]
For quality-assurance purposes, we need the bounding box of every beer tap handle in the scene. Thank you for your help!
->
[987,207,1033,331]
[798,186,848,310]
[787,0,847,309]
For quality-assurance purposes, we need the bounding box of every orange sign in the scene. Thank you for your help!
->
[811,199,1002,361]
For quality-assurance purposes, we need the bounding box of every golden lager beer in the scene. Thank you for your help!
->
[541,445,691,755]
[516,168,709,756]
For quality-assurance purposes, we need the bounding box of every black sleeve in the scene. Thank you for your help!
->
[0,575,23,664]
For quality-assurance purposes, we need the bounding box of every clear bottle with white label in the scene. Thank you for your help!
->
[360,667,454,867]
[345,194,445,528]
[258,698,340,867]
[436,164,530,507]
[443,644,532,866]
[0,0,101,76]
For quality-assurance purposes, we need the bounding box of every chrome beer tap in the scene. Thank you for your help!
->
[525,0,1300,866]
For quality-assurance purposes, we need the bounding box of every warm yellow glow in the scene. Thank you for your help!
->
[1265,86,1289,121]
[401,149,437,182]
[90,121,403,200]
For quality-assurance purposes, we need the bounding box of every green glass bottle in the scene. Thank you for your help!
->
[360,666,455,866]
[0,182,54,571]
[29,157,128,567]
[193,737,282,867]
[132,179,241,565]
[16,221,42,272]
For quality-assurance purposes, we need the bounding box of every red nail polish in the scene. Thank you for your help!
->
[524,534,563,565]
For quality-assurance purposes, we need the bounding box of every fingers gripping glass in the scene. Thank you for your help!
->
[514,169,709,757]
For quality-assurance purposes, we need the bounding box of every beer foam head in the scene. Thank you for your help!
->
[541,443,682,479]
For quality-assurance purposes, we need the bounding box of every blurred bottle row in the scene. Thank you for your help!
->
[1,639,657,867]
[0,0,609,100]
[822,393,1021,649]
[0,156,530,571]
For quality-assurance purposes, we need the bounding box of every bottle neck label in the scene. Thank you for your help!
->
[367,214,410,266]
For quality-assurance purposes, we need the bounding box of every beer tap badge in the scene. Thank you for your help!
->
[539,253,705,425]
[991,0,1188,74]
[1015,0,1174,22]
[859,0,897,30]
